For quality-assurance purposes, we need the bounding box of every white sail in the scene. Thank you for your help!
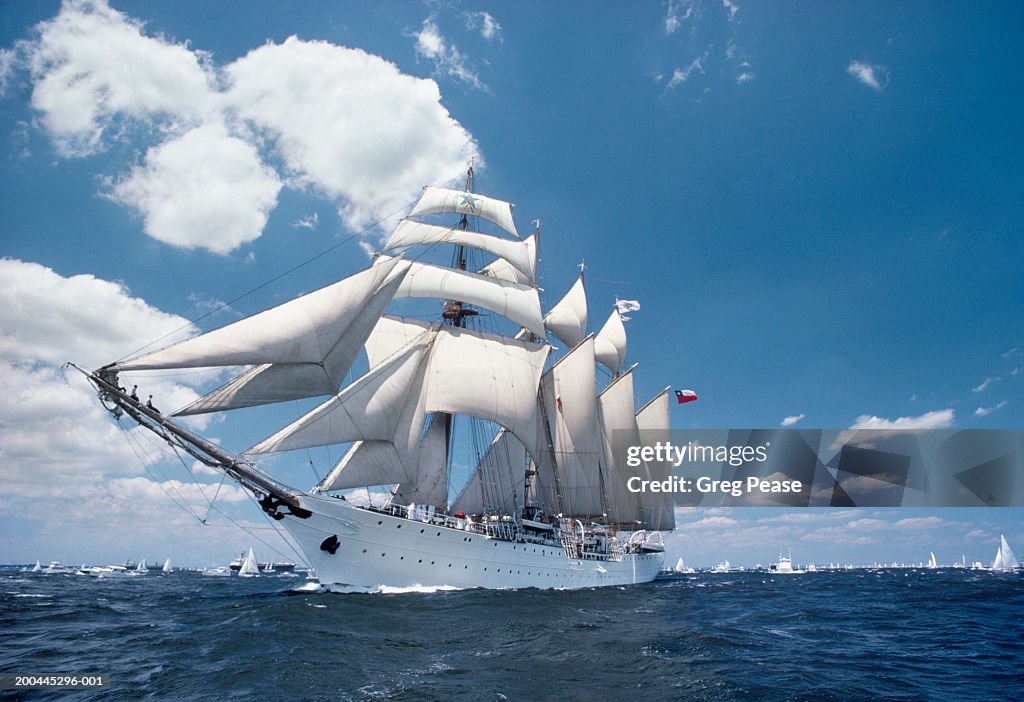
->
[993,534,1018,571]
[245,337,431,455]
[452,428,527,516]
[252,325,547,469]
[410,186,518,237]
[674,557,685,573]
[393,412,450,510]
[538,336,603,517]
[1002,535,1018,569]
[928,552,937,569]
[594,308,627,374]
[636,388,675,531]
[479,257,530,285]
[597,367,651,528]
[385,220,536,283]
[365,316,436,368]
[424,326,549,457]
[544,275,588,348]
[175,268,407,415]
[135,559,147,573]
[317,325,546,500]
[117,257,405,371]
[238,547,260,577]
[162,558,172,573]
[319,441,406,492]
[386,258,545,338]
[32,560,42,572]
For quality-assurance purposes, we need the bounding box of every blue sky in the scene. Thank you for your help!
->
[0,0,1021,567]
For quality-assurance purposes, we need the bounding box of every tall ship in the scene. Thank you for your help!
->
[78,168,672,589]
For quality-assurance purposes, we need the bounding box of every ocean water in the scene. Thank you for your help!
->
[1,567,1022,701]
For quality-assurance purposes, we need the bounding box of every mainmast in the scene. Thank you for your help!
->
[443,166,478,327]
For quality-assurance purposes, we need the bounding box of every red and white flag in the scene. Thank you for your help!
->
[675,389,698,404]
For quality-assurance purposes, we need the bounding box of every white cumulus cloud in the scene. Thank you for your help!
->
[464,11,501,41]
[25,0,214,156]
[664,1,695,35]
[972,377,998,393]
[847,60,888,91]
[781,413,805,426]
[413,17,484,89]
[665,56,706,90]
[848,409,954,431]
[893,516,949,529]
[0,258,205,495]
[974,401,1008,417]
[16,3,482,252]
[226,36,479,232]
[108,123,281,254]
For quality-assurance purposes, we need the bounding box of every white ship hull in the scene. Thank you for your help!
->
[281,494,664,590]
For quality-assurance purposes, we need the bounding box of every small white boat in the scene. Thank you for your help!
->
[42,561,72,574]
[928,552,938,569]
[711,560,732,573]
[162,558,172,573]
[29,560,42,573]
[201,566,231,577]
[238,548,260,577]
[769,550,804,574]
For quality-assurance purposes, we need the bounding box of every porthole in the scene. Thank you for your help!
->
[396,524,401,529]
[420,528,425,533]
[377,520,383,525]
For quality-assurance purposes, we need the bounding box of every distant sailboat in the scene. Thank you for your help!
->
[991,534,1019,572]
[31,560,42,573]
[673,556,695,574]
[928,552,938,569]
[133,559,147,575]
[162,558,172,573]
[238,548,260,577]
